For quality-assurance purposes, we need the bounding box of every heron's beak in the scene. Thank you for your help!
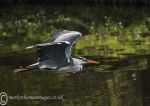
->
[84,59,100,65]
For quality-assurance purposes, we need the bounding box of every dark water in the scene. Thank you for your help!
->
[0,5,150,106]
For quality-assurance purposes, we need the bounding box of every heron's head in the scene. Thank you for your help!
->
[77,57,100,65]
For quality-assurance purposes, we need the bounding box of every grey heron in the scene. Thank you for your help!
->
[15,30,99,73]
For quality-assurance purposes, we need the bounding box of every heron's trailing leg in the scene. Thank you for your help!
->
[14,63,39,73]
[14,66,29,73]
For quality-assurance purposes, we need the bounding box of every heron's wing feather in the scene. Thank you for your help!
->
[26,41,70,49]
[50,30,81,44]
[50,30,71,42]
[50,30,82,58]
[27,42,70,69]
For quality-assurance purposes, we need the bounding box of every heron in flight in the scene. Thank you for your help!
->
[15,30,99,73]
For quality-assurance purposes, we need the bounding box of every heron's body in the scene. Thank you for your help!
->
[29,58,84,72]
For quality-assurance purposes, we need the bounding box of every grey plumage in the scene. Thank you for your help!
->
[51,30,82,59]
[37,42,70,69]
[50,30,71,42]
[27,30,82,71]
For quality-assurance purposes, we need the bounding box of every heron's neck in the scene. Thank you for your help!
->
[72,58,84,65]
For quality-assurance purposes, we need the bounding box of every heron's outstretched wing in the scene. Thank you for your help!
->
[26,41,70,69]
[50,30,71,42]
[50,30,82,44]
[50,30,82,58]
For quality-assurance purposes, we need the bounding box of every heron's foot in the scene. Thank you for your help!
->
[14,66,28,73]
